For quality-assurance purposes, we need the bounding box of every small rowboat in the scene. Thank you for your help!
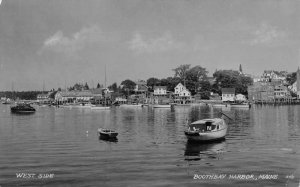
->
[98,128,118,139]
[184,118,228,142]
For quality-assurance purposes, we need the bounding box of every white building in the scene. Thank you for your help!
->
[55,90,94,104]
[179,89,191,97]
[153,86,167,96]
[235,94,246,102]
[221,88,235,102]
[174,83,185,95]
[174,83,191,97]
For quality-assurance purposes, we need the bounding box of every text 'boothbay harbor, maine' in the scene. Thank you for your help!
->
[1,1,300,187]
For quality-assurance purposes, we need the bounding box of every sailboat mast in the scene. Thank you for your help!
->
[105,64,107,88]
[104,65,106,106]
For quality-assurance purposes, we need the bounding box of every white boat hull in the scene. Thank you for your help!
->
[153,104,171,108]
[91,106,110,110]
[120,104,143,107]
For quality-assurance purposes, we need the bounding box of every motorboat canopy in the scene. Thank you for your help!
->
[188,118,225,132]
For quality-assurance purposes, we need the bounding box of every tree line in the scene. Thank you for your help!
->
[113,64,254,99]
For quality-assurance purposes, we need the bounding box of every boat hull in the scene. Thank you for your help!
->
[98,128,118,140]
[185,128,227,141]
[11,110,36,114]
[120,104,143,107]
[11,104,36,114]
[153,104,171,108]
[99,132,118,139]
[91,106,110,110]
[230,104,250,108]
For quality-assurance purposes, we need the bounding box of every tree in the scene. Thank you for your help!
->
[213,70,253,95]
[239,64,243,73]
[173,64,191,86]
[96,83,101,88]
[84,82,89,90]
[146,77,160,91]
[186,65,208,93]
[121,79,136,90]
[164,77,181,91]
[286,72,297,85]
[108,82,118,92]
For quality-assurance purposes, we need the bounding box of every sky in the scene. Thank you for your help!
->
[0,0,299,91]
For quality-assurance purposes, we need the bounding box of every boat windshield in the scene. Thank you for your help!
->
[189,121,217,132]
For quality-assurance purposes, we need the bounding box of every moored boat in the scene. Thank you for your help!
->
[119,103,143,107]
[230,103,251,108]
[153,104,171,108]
[184,118,228,141]
[11,103,36,114]
[91,106,110,110]
[98,128,118,139]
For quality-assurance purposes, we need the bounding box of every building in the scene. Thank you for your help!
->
[153,86,167,96]
[274,85,290,99]
[262,70,286,83]
[173,83,192,104]
[37,92,52,104]
[134,80,148,94]
[235,94,246,102]
[248,82,275,102]
[174,83,185,96]
[221,88,235,102]
[55,90,94,104]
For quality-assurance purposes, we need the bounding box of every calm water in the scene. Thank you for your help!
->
[0,104,299,187]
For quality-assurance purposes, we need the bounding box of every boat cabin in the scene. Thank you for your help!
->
[188,118,225,132]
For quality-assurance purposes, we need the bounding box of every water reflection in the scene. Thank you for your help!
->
[184,140,226,161]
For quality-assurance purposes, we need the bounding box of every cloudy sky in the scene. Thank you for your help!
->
[0,0,299,91]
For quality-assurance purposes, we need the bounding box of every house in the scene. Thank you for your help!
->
[55,90,94,104]
[153,86,167,96]
[262,70,286,83]
[221,88,235,102]
[274,85,290,99]
[235,94,246,102]
[174,83,185,96]
[173,83,191,104]
[179,89,191,97]
[37,92,52,104]
[134,80,148,94]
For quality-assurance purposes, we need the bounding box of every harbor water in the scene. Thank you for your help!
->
[0,104,299,186]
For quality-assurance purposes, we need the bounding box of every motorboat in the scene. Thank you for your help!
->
[98,128,118,139]
[184,118,228,142]
[11,103,36,114]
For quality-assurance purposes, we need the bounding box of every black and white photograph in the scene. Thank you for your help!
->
[0,0,300,186]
